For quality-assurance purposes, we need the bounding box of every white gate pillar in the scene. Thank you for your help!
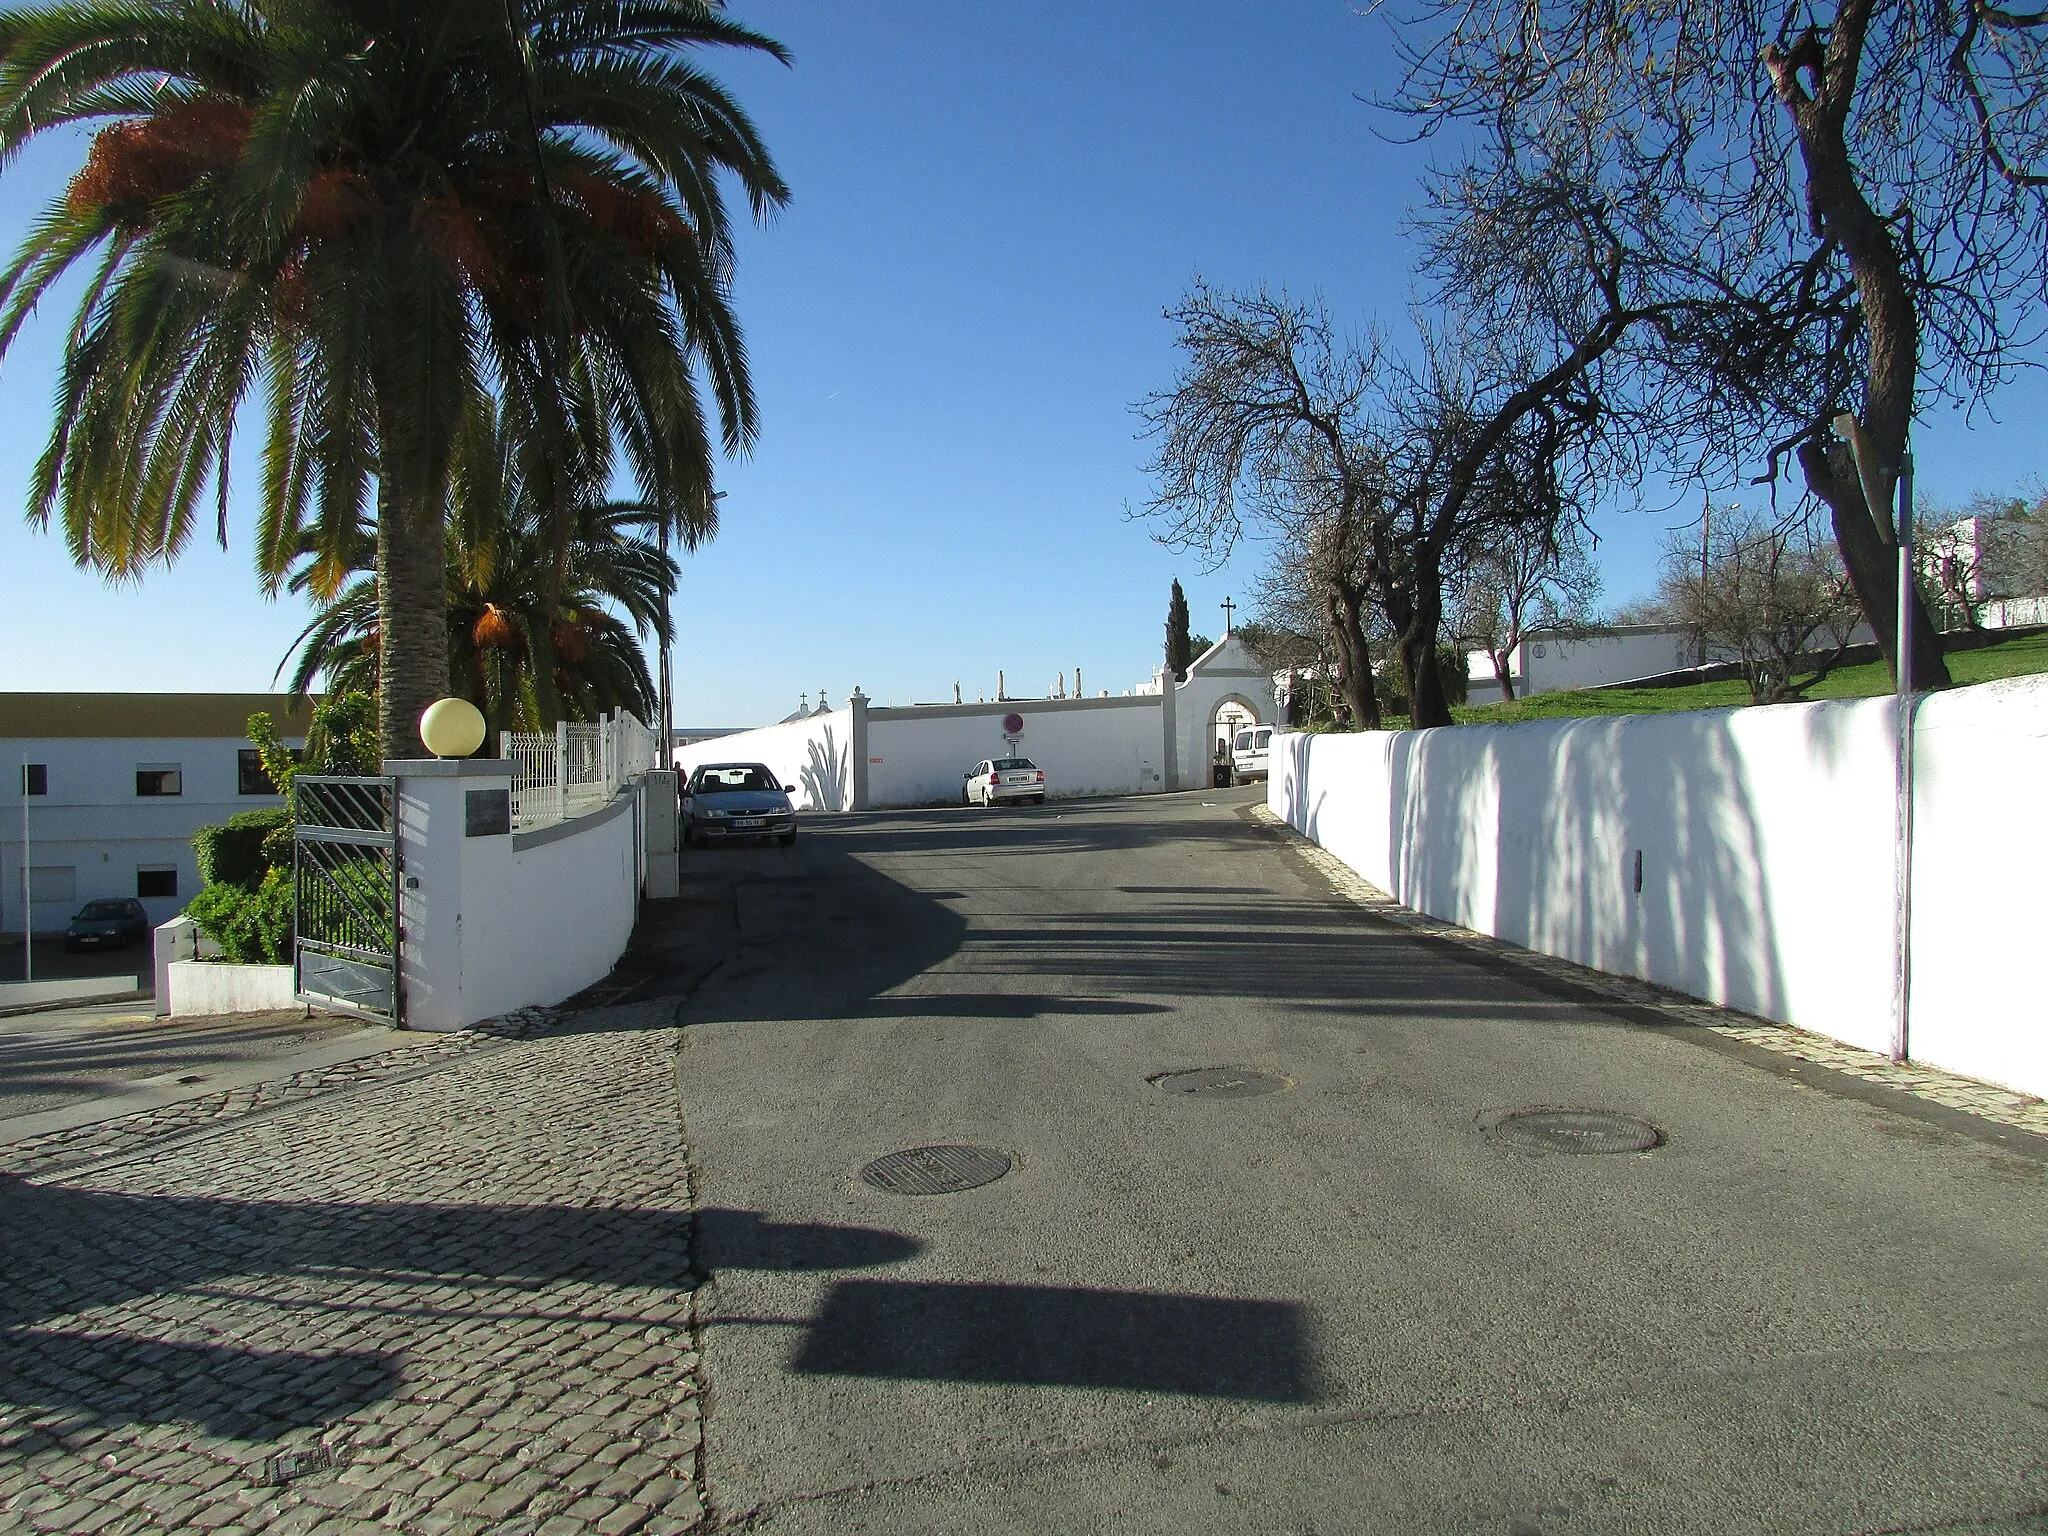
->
[385,756,515,1033]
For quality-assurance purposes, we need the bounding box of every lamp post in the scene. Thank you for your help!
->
[658,521,673,768]
[19,755,30,983]
[659,490,724,768]
[1833,412,1914,1064]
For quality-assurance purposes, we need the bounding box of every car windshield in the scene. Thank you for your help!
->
[1235,732,1253,750]
[992,759,1036,771]
[694,766,779,794]
[1254,729,1272,746]
[77,901,127,920]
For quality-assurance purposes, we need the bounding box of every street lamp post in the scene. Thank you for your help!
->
[18,755,30,983]
[658,516,673,768]
[1833,413,1915,1064]
[658,490,725,769]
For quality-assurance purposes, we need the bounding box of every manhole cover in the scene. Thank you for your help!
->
[1153,1068,1293,1099]
[860,1144,1012,1195]
[1493,1110,1661,1154]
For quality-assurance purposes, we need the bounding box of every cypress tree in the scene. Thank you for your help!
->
[1166,579,1193,681]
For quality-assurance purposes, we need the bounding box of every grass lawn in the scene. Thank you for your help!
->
[1412,628,2048,728]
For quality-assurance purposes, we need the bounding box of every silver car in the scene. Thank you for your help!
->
[965,757,1046,806]
[684,763,799,847]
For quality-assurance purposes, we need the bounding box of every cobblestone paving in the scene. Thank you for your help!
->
[0,1010,563,1183]
[1254,803,2048,1140]
[0,1001,710,1536]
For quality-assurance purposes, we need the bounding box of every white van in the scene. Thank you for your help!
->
[1230,725,1273,784]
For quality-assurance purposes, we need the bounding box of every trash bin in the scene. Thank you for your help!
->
[1212,762,1231,788]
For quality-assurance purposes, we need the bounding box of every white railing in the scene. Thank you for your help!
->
[501,710,662,831]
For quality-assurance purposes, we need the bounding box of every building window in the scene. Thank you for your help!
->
[21,764,46,796]
[135,766,183,797]
[136,867,179,899]
[27,866,77,905]
[238,748,302,796]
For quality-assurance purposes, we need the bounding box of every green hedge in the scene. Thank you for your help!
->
[192,807,293,891]
[186,868,294,965]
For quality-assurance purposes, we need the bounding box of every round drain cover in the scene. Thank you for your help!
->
[1493,1110,1661,1154]
[1153,1068,1293,1099]
[860,1144,1012,1195]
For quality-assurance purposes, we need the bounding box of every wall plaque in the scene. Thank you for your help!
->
[465,788,511,837]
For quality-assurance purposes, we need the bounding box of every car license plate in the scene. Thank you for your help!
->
[733,817,764,829]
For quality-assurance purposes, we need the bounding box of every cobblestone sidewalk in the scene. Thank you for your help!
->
[0,1011,563,1183]
[0,1001,711,1536]
[1252,803,2048,1142]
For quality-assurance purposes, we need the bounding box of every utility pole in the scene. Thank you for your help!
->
[1834,413,1915,1064]
[658,521,673,766]
[19,756,31,983]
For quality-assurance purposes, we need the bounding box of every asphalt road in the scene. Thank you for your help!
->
[672,786,2048,1535]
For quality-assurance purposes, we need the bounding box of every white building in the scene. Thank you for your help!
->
[1,694,312,937]
[1466,625,1699,704]
[1921,512,2048,629]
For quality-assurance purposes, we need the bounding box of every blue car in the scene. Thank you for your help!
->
[66,897,150,951]
[684,762,799,849]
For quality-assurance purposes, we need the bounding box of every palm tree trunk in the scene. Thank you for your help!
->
[375,465,450,764]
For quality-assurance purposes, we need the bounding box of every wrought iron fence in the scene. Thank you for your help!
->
[293,775,399,1023]
[500,711,661,831]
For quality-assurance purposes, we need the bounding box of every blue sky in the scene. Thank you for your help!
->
[2,1,2044,726]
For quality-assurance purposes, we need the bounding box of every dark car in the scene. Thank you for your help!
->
[683,762,799,848]
[65,897,151,951]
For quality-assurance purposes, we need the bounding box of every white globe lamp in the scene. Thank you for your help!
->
[419,697,487,759]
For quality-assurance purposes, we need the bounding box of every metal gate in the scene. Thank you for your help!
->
[293,775,400,1024]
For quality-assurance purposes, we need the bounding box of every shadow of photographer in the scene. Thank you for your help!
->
[0,1178,919,1438]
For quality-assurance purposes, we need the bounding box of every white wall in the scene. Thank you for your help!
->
[868,697,1163,806]
[396,761,646,1031]
[0,734,296,933]
[1520,628,1695,695]
[453,795,640,1027]
[1271,674,2048,1099]
[672,708,853,811]
[168,959,297,1016]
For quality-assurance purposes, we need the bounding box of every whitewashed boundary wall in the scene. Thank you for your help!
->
[671,707,854,811]
[393,759,648,1031]
[1270,675,2047,1098]
[866,695,1166,806]
[674,634,1284,811]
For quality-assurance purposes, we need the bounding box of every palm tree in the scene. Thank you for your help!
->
[0,0,787,759]
[280,394,688,740]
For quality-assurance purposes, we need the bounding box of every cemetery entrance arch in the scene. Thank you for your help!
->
[1206,694,1263,785]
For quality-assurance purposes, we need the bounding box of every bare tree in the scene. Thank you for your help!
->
[1659,505,1861,702]
[1915,501,2000,631]
[1138,260,1666,727]
[1388,0,2048,691]
[1134,286,1388,729]
[1249,521,1389,727]
[1450,521,1603,701]
[2018,495,2048,601]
